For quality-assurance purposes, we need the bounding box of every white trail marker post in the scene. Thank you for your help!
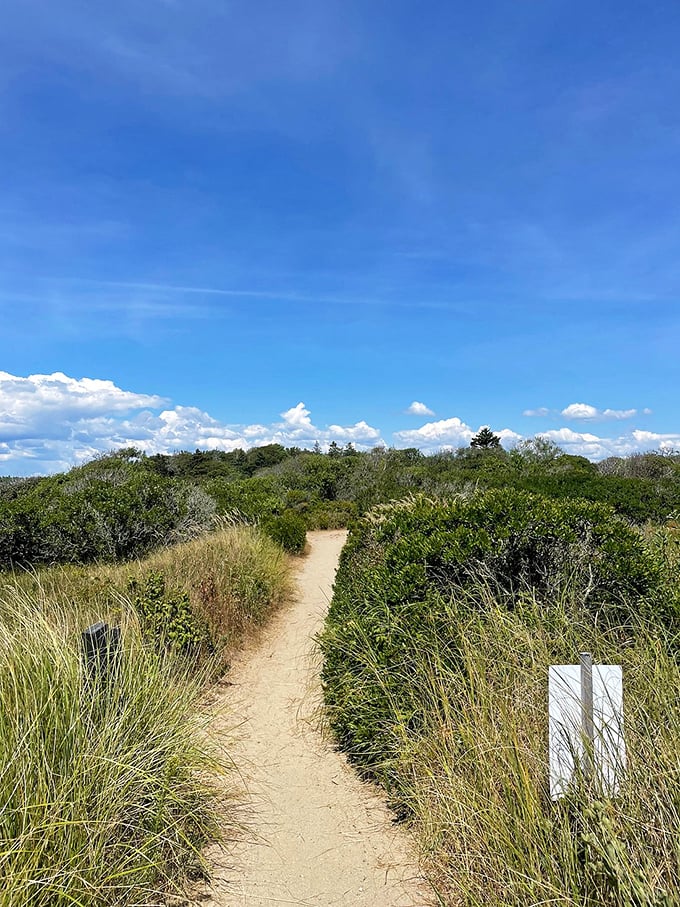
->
[548,653,625,800]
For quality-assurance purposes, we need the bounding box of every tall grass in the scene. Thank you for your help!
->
[394,596,680,905]
[0,590,221,906]
[0,526,293,905]
[1,525,293,656]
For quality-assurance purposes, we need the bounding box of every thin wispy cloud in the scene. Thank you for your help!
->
[42,277,471,312]
[524,403,652,422]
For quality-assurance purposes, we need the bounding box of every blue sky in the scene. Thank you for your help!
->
[1,0,679,474]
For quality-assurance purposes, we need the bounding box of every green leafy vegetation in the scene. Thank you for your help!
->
[130,570,210,656]
[2,442,680,572]
[319,491,680,905]
[262,510,307,554]
[1,439,680,904]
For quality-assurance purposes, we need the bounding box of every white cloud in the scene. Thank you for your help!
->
[561,402,642,421]
[280,402,314,431]
[0,371,675,475]
[525,402,650,422]
[561,403,599,420]
[395,416,474,448]
[0,371,165,442]
[540,426,680,460]
[543,427,602,444]
[327,421,381,442]
[602,408,637,420]
[394,418,522,453]
[406,401,435,416]
[0,373,384,474]
[497,428,524,446]
[631,429,680,451]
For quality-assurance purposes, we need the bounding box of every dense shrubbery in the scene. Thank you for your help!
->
[0,451,215,568]
[321,490,665,774]
[320,489,680,905]
[2,443,680,571]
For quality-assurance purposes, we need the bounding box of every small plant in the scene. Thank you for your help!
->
[262,510,307,554]
[129,571,210,656]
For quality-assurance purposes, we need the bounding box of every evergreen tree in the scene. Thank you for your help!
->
[470,427,501,449]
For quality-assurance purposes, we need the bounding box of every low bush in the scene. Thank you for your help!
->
[129,570,211,656]
[306,500,358,529]
[262,510,307,554]
[0,454,216,569]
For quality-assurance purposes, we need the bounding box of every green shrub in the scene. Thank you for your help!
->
[204,475,286,523]
[129,571,211,656]
[320,489,666,774]
[262,510,307,554]
[0,454,215,569]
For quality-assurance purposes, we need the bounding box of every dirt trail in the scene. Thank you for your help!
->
[195,530,431,907]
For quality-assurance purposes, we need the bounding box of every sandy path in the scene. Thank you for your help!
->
[195,530,431,907]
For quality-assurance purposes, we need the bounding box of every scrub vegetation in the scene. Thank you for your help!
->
[319,488,680,906]
[2,441,680,571]
[1,438,679,904]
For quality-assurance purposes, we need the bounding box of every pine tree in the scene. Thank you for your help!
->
[470,426,501,449]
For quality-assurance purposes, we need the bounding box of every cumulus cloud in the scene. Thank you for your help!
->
[540,427,680,460]
[280,402,314,431]
[523,407,550,417]
[561,403,599,420]
[395,416,474,448]
[0,371,676,475]
[561,402,641,421]
[631,429,680,451]
[0,374,384,474]
[394,417,521,452]
[406,401,435,416]
[0,371,165,441]
[272,403,381,447]
[328,421,381,441]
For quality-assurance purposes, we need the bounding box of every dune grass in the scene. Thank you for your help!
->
[0,526,293,905]
[323,585,680,905]
[391,597,680,905]
[2,525,293,656]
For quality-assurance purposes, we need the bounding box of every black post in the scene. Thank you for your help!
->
[82,622,121,686]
